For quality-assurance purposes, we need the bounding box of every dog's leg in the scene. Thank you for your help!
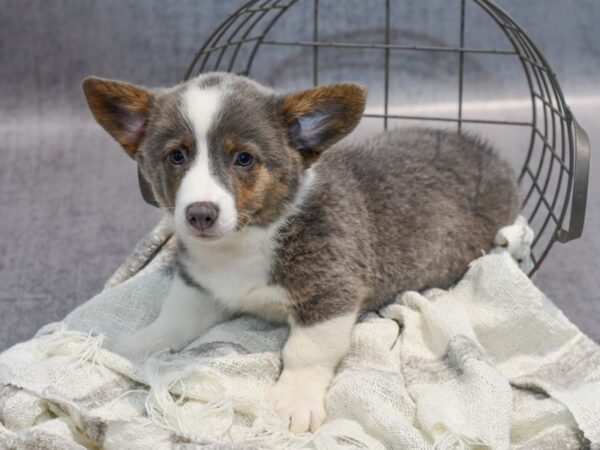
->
[112,274,226,360]
[267,311,357,433]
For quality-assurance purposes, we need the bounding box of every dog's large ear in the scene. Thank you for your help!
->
[82,77,152,158]
[281,83,366,164]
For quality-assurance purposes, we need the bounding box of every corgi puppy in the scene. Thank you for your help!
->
[83,72,518,433]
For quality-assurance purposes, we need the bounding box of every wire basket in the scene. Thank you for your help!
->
[139,0,590,276]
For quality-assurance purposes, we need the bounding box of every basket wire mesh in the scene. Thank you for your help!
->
[139,0,590,276]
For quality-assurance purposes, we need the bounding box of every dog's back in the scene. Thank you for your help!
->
[274,127,519,317]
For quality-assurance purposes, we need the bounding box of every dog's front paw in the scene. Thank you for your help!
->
[111,326,171,361]
[267,369,328,433]
[111,336,153,361]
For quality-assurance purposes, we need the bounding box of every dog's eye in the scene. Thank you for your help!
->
[169,149,186,165]
[234,152,254,167]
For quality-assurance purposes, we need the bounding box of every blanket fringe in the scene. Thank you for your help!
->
[142,359,314,449]
[35,326,108,375]
[143,358,233,440]
[433,431,490,450]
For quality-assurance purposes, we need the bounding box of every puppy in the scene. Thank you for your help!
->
[83,72,518,433]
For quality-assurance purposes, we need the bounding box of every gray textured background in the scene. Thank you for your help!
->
[0,0,598,350]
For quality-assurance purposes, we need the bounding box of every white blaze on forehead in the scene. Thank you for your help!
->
[175,85,237,237]
[183,86,221,137]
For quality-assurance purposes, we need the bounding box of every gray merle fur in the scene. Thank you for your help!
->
[272,127,519,325]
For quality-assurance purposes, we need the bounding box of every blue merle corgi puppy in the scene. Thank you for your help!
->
[83,72,518,433]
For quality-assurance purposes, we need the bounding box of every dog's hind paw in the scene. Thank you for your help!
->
[492,215,534,272]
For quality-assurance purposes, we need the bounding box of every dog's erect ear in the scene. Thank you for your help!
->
[82,77,152,158]
[281,83,366,164]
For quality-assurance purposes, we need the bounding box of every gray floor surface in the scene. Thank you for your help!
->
[1,0,598,350]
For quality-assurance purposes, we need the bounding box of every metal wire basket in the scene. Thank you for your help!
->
[140,0,590,275]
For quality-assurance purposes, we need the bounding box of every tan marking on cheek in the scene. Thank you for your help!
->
[254,172,291,225]
[234,177,252,213]
[235,166,272,221]
[270,177,289,204]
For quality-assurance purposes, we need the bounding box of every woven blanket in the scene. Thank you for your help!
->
[0,218,598,450]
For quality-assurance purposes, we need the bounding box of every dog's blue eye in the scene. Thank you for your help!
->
[234,152,254,167]
[169,149,186,165]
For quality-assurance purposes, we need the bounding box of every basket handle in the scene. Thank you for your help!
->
[557,111,590,243]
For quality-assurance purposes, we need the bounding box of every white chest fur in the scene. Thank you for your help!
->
[181,225,290,322]
[175,168,315,323]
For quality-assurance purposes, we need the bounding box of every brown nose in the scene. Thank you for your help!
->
[186,202,219,231]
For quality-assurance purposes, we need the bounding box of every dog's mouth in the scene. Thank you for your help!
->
[184,228,226,242]
[180,219,239,243]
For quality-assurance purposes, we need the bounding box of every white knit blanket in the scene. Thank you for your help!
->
[1,219,599,449]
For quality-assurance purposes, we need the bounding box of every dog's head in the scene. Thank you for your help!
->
[83,72,365,243]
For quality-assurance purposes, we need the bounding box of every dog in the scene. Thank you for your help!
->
[82,72,518,433]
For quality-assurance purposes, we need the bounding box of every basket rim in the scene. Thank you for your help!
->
[138,0,589,277]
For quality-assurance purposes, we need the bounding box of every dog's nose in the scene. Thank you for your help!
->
[186,202,220,231]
